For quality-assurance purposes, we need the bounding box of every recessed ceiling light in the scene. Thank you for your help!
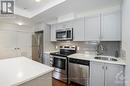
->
[35,0,41,2]
[17,22,23,26]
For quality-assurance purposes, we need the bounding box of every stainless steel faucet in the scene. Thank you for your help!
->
[96,43,104,55]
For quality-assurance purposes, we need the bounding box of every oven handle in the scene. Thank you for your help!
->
[53,56,66,60]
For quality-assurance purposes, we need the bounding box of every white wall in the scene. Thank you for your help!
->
[122,0,130,85]
[0,22,34,32]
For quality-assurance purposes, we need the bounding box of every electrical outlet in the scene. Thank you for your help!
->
[77,47,80,50]
[56,46,58,49]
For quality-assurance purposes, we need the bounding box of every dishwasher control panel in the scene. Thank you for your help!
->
[69,58,90,66]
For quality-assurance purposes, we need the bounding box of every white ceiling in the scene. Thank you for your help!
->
[0,0,122,25]
[16,0,53,12]
[15,0,66,18]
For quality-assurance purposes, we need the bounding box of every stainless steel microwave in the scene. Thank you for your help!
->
[56,28,73,41]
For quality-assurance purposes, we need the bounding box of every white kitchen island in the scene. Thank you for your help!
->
[0,57,54,86]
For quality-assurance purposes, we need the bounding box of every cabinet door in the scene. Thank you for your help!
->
[101,11,121,41]
[0,30,17,58]
[56,23,65,30]
[90,62,105,86]
[85,15,100,41]
[51,24,57,41]
[72,18,85,41]
[105,64,125,86]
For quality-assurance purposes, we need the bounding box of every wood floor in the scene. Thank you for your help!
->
[52,79,79,86]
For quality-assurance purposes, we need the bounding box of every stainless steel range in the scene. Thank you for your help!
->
[50,45,76,83]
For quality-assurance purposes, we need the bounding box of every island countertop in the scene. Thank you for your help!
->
[0,57,54,86]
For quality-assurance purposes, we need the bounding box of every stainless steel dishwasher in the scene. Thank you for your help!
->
[68,58,90,86]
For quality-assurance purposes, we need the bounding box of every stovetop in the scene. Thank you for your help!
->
[50,52,75,57]
[50,49,76,57]
[50,46,76,57]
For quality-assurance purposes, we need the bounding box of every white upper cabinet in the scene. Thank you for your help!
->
[56,23,65,30]
[72,18,85,41]
[85,14,100,41]
[50,10,121,42]
[51,24,57,41]
[56,21,73,30]
[101,11,121,41]
[64,21,73,29]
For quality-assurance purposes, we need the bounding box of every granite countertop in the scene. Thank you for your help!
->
[68,53,126,65]
[0,57,54,86]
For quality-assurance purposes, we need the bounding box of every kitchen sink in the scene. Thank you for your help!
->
[110,58,118,61]
[94,56,118,62]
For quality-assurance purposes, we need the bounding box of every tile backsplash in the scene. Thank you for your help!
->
[55,41,121,57]
[99,41,121,57]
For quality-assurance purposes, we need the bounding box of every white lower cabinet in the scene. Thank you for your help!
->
[90,62,125,86]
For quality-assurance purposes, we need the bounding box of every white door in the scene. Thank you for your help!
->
[101,11,121,41]
[85,15,100,41]
[17,31,32,58]
[105,64,125,86]
[90,62,105,86]
[72,18,85,41]
[0,30,17,58]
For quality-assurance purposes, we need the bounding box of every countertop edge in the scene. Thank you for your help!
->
[12,68,54,86]
[68,54,126,66]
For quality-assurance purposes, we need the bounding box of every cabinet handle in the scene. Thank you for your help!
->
[106,66,108,70]
[14,48,20,50]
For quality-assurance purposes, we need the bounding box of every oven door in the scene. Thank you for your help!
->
[53,56,67,74]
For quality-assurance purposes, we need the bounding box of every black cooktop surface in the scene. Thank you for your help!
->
[50,52,73,57]
[51,51,76,57]
[50,49,76,57]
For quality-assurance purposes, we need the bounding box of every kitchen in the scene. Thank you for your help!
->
[0,0,129,86]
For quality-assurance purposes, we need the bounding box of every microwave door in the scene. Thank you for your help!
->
[56,30,67,40]
[67,28,73,40]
